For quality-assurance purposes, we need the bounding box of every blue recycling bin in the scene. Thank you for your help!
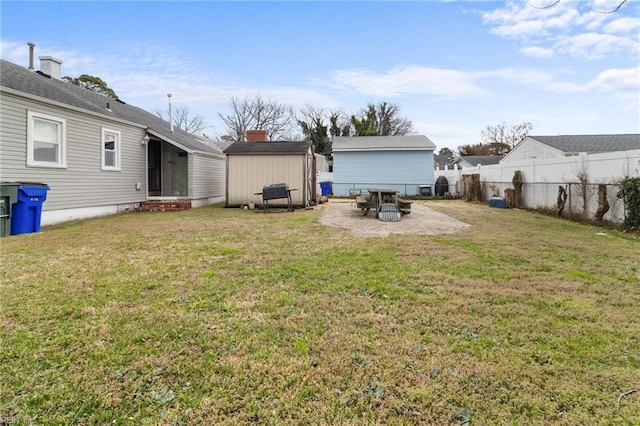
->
[489,196,507,209]
[320,181,333,196]
[11,183,49,235]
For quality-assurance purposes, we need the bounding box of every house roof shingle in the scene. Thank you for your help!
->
[332,135,436,151]
[528,134,640,154]
[223,140,312,155]
[0,59,223,156]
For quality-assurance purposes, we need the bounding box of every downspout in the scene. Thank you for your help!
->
[144,133,149,201]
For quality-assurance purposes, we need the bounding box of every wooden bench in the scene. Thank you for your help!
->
[356,194,376,215]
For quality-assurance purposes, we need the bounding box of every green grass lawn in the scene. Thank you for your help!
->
[1,201,638,425]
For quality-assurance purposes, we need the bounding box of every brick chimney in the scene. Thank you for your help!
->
[39,56,62,79]
[246,129,268,142]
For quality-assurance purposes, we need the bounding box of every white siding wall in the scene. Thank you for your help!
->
[192,153,226,203]
[315,154,330,172]
[227,154,306,206]
[1,92,147,216]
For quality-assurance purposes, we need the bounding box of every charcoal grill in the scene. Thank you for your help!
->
[256,183,295,212]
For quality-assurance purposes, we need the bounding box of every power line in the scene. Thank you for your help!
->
[527,0,629,13]
[527,0,560,10]
[590,0,629,14]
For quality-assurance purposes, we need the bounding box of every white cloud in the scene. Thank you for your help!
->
[320,65,488,99]
[478,67,554,86]
[555,32,638,59]
[475,64,638,103]
[521,46,555,58]
[0,40,31,65]
[481,1,638,60]
[604,17,640,34]
[482,1,579,35]
[586,67,640,92]
[521,66,640,99]
[491,19,548,38]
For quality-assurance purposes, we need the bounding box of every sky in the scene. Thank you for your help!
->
[1,0,638,151]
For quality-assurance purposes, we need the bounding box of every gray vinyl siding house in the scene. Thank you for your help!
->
[0,58,225,225]
[332,135,436,196]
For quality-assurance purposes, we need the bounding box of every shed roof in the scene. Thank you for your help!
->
[0,59,223,156]
[223,140,312,154]
[332,135,436,151]
[528,134,640,154]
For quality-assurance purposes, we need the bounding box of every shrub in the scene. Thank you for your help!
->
[617,177,640,230]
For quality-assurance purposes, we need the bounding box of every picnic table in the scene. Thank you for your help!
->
[355,189,411,222]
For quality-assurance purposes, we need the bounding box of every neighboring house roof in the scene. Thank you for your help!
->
[0,59,223,156]
[332,135,436,151]
[527,134,640,154]
[224,140,312,155]
[454,155,503,167]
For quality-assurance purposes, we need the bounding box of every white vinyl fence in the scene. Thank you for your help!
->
[435,150,640,223]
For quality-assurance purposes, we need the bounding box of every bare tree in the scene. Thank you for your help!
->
[296,106,331,156]
[574,167,594,218]
[328,110,351,137]
[375,102,414,136]
[350,102,414,136]
[218,96,253,143]
[156,105,207,133]
[219,95,293,142]
[458,142,504,156]
[459,121,532,156]
[481,121,533,152]
[250,95,292,140]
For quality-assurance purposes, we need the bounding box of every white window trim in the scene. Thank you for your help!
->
[27,111,67,168]
[101,127,121,171]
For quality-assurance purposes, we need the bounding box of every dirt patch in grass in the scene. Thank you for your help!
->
[319,199,470,237]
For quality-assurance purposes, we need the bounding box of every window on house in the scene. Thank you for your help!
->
[27,111,66,168]
[101,128,121,171]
